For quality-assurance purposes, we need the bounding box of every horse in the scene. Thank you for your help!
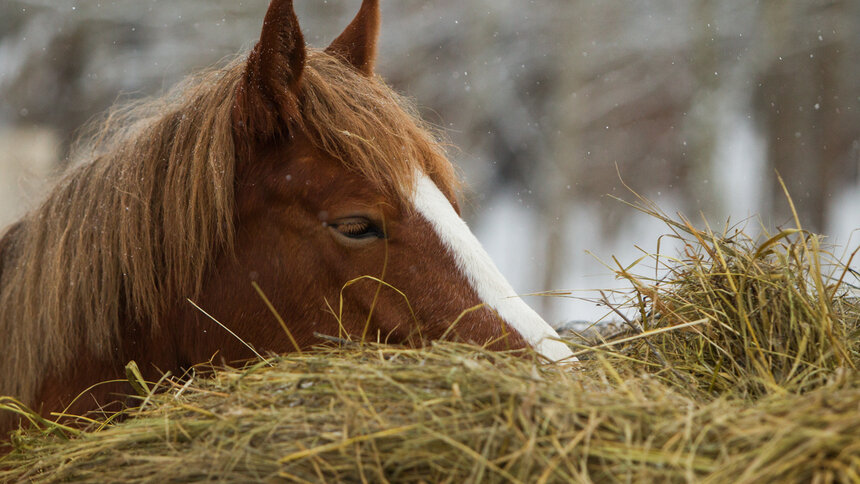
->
[0,0,573,439]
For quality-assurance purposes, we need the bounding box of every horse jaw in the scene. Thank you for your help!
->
[411,173,576,362]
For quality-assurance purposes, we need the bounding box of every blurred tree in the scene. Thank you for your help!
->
[754,0,860,232]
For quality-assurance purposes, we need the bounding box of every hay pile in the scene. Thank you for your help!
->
[2,202,858,483]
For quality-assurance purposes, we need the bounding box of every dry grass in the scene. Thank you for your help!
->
[1,200,858,483]
[600,192,859,399]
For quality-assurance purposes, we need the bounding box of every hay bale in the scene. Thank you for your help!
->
[2,344,857,483]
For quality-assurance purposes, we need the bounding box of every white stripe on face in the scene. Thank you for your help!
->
[411,173,575,362]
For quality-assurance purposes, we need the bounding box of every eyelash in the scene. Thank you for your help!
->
[330,219,385,240]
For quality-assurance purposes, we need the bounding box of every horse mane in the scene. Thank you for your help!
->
[0,49,458,412]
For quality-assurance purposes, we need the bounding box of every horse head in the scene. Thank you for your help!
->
[0,0,572,439]
[181,0,572,363]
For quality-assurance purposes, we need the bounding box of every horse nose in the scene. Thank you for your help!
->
[490,296,576,362]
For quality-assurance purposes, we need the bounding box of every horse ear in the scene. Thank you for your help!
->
[325,0,380,76]
[234,0,306,138]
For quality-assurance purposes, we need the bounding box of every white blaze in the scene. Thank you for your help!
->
[412,173,575,362]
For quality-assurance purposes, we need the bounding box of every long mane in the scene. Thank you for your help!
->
[0,49,457,414]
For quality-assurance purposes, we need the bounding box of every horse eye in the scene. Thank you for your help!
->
[330,218,385,240]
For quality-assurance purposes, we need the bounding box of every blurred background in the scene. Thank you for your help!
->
[0,0,858,323]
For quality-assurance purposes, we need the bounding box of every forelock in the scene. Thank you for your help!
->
[297,50,460,206]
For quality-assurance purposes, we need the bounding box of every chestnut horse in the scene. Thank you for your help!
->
[0,0,572,438]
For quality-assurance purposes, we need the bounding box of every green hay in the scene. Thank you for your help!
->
[1,204,858,483]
